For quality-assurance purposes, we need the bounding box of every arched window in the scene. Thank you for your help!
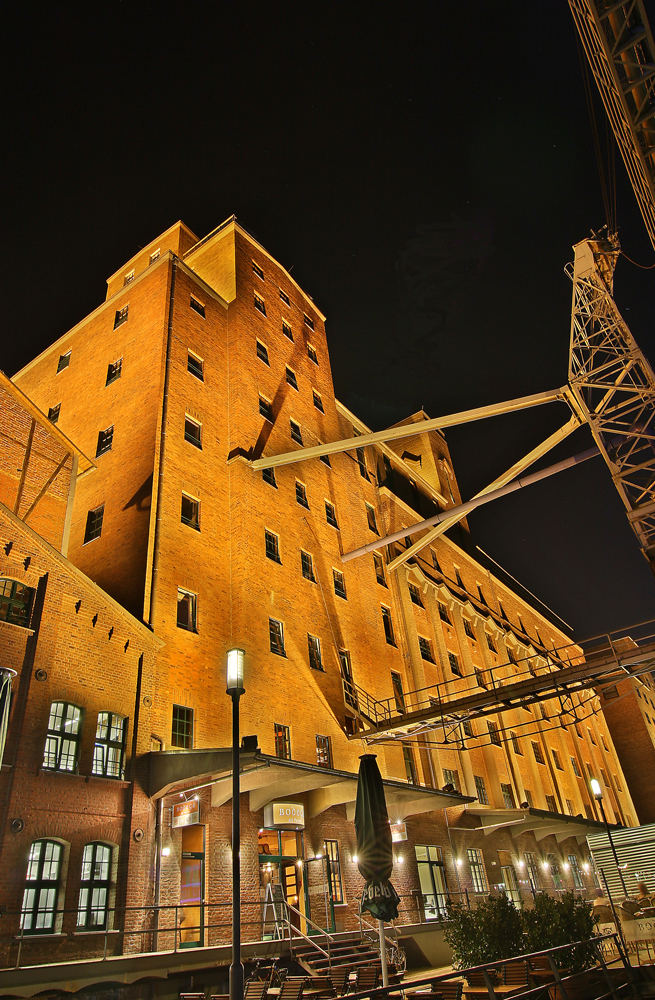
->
[0,579,34,627]
[43,702,82,772]
[20,839,64,933]
[92,713,127,779]
[77,843,113,929]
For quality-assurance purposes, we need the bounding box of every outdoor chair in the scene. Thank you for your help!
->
[245,983,268,1000]
[354,966,381,994]
[414,979,464,1000]
[302,976,336,999]
[329,969,351,996]
[180,994,206,1000]
[278,977,308,1000]
[502,961,530,993]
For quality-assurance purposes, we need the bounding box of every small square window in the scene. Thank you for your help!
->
[114,306,129,329]
[304,314,315,331]
[356,446,368,479]
[545,794,557,813]
[382,606,396,646]
[449,651,461,676]
[408,583,423,607]
[279,288,290,306]
[254,293,266,315]
[464,619,476,640]
[181,493,200,530]
[307,344,318,364]
[190,296,206,318]
[463,719,474,737]
[84,505,104,543]
[501,782,515,809]
[259,395,274,422]
[57,351,71,373]
[177,588,197,632]
[290,419,303,444]
[274,722,291,758]
[48,403,61,424]
[286,367,298,390]
[149,248,160,263]
[256,340,269,365]
[172,705,193,749]
[374,552,387,586]
[96,426,114,457]
[365,503,379,534]
[266,530,281,563]
[269,618,285,656]
[308,634,323,671]
[487,633,497,653]
[262,467,277,488]
[418,636,434,662]
[488,721,501,746]
[124,270,134,285]
[511,732,523,755]
[316,734,332,768]
[252,261,264,280]
[439,602,452,625]
[295,481,309,508]
[282,321,293,341]
[325,501,338,528]
[443,768,460,791]
[474,775,489,805]
[184,416,202,449]
[532,741,545,764]
[313,390,324,413]
[552,748,563,770]
[319,453,331,467]
[333,569,347,599]
[301,550,316,581]
[106,358,122,385]
[188,352,204,381]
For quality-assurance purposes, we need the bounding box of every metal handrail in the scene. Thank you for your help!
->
[282,900,333,969]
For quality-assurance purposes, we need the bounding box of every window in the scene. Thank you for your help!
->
[20,839,64,934]
[525,852,540,890]
[448,651,461,676]
[262,467,277,488]
[418,636,435,662]
[282,320,293,341]
[455,569,465,589]
[256,340,269,365]
[463,619,476,640]
[603,686,619,700]
[524,788,534,807]
[382,606,396,646]
[532,741,545,764]
[467,848,489,893]
[304,313,315,330]
[566,799,574,814]
[391,671,406,713]
[501,782,515,808]
[43,702,82,772]
[439,602,452,625]
[190,296,205,317]
[443,768,460,791]
[290,419,303,444]
[308,634,323,671]
[0,579,34,627]
[601,734,610,750]
[488,721,501,746]
[333,569,347,599]
[316,735,332,769]
[474,775,489,805]
[307,344,318,364]
[84,505,104,543]
[295,481,309,508]
[92,713,126,778]
[301,550,315,581]
[356,447,368,479]
[568,854,584,889]
[114,306,128,329]
[48,403,61,423]
[279,288,290,306]
[124,270,134,285]
[78,843,113,929]
[552,748,563,770]
[409,583,423,607]
[601,768,610,787]
[365,503,379,533]
[150,248,160,263]
[286,367,298,390]
[339,650,357,711]
[177,588,197,632]
[254,293,266,315]
[184,416,202,448]
[511,732,523,755]
[325,501,338,528]
[463,718,474,737]
[269,618,285,656]
[373,552,386,586]
[106,358,122,385]
[403,745,419,785]
[313,390,324,413]
[588,727,597,746]
[181,493,200,530]
[96,426,114,457]
[56,351,71,373]
[319,451,331,469]
[171,705,193,748]
[548,853,563,890]
[546,794,558,813]
[487,633,497,653]
[259,395,274,422]
[274,723,291,759]
[265,530,281,563]
[252,261,264,280]
[186,351,204,383]
[324,839,343,903]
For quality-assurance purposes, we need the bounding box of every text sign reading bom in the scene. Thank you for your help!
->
[171,798,200,828]
[264,801,305,830]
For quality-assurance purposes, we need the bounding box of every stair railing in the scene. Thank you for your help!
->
[283,900,335,972]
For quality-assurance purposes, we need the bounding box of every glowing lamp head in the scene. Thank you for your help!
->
[161,846,171,857]
[226,647,245,695]
[590,778,602,800]
[582,862,590,873]
[456,857,463,867]
[352,854,359,865]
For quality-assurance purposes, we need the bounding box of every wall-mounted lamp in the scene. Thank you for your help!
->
[161,846,171,857]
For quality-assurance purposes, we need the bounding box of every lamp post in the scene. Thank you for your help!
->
[227,648,245,1000]
[590,777,627,897]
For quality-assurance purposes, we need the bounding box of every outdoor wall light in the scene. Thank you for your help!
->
[517,859,525,868]
[542,860,550,870]
[582,862,590,872]
[161,847,171,857]
[226,647,245,695]
[456,858,463,867]
[352,854,359,864]
[396,855,404,864]
[296,859,303,868]
[563,862,570,871]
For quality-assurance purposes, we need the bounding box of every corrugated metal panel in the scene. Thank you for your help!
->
[587,824,655,899]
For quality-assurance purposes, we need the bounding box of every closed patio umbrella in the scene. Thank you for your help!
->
[354,754,400,986]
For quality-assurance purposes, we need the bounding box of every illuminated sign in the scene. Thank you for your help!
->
[390,822,407,842]
[263,801,305,830]
[171,798,199,828]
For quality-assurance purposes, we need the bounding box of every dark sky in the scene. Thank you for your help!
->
[2,3,654,639]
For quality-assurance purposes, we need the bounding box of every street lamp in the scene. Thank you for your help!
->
[227,648,245,1000]
[590,777,627,897]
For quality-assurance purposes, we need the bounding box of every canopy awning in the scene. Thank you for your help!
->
[461,804,614,845]
[145,749,472,819]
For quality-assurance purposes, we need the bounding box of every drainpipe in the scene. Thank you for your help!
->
[153,796,164,951]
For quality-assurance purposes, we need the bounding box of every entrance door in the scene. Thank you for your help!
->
[258,828,310,936]
[415,845,448,920]
[180,825,204,947]
[304,854,335,933]
[501,865,522,908]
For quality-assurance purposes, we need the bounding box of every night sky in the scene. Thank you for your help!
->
[3,3,655,639]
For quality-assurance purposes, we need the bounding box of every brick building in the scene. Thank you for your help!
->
[0,217,640,980]
[598,669,655,825]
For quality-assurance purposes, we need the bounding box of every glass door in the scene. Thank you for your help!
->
[258,828,310,936]
[415,845,448,920]
[180,825,204,947]
[501,865,522,908]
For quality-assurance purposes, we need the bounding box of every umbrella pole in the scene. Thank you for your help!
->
[378,919,389,987]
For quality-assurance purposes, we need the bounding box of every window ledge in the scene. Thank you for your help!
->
[73,928,120,937]
[14,933,67,940]
[0,620,35,636]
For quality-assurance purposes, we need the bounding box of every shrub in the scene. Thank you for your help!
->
[523,892,596,972]
[443,893,524,970]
